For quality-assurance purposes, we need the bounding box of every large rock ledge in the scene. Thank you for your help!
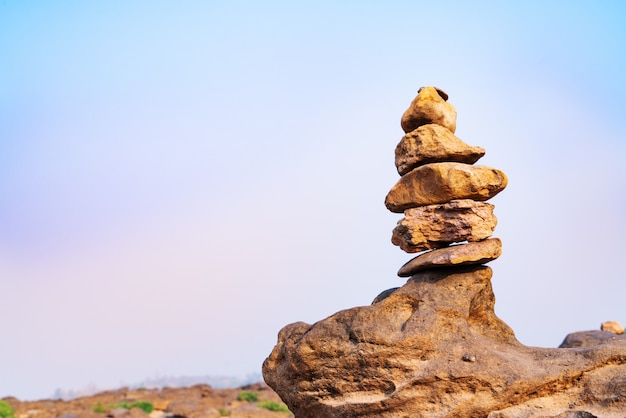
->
[262,266,626,417]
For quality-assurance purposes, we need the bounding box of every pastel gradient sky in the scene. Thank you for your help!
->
[1,1,625,400]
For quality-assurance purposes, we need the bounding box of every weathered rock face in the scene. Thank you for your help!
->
[385,162,508,213]
[263,86,626,417]
[263,266,626,417]
[391,199,497,252]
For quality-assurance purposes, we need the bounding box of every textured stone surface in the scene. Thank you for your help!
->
[263,266,626,417]
[601,320,624,334]
[398,238,502,276]
[559,330,626,348]
[395,124,485,175]
[385,162,508,213]
[401,86,457,134]
[391,199,497,253]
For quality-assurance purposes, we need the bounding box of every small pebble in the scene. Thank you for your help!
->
[462,354,477,363]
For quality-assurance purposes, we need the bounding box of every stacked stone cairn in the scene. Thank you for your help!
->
[263,86,626,417]
[385,86,508,277]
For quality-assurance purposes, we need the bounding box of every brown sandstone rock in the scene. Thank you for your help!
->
[601,320,624,334]
[385,162,508,213]
[401,86,457,133]
[263,266,626,417]
[395,124,485,175]
[397,238,502,276]
[391,199,497,252]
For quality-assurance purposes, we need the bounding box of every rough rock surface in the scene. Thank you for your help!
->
[400,86,457,134]
[263,267,626,417]
[385,162,508,213]
[397,238,502,277]
[395,123,485,175]
[391,199,497,252]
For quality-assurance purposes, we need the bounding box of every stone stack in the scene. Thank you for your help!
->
[385,86,508,277]
[262,86,626,417]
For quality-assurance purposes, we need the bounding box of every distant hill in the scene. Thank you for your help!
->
[6,381,292,417]
[52,373,263,400]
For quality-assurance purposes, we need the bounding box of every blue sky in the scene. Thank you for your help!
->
[1,1,625,400]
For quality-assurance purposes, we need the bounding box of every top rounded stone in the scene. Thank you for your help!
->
[401,86,457,134]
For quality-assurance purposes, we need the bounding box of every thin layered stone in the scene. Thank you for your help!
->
[397,238,502,277]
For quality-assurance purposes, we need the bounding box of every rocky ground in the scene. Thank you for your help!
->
[2,382,292,418]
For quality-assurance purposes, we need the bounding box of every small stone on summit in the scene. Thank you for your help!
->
[601,320,624,334]
[395,124,485,175]
[401,86,457,134]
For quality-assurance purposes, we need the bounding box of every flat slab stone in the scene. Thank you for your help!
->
[395,124,485,175]
[401,86,457,134]
[397,238,502,277]
[385,162,508,213]
[392,199,497,253]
